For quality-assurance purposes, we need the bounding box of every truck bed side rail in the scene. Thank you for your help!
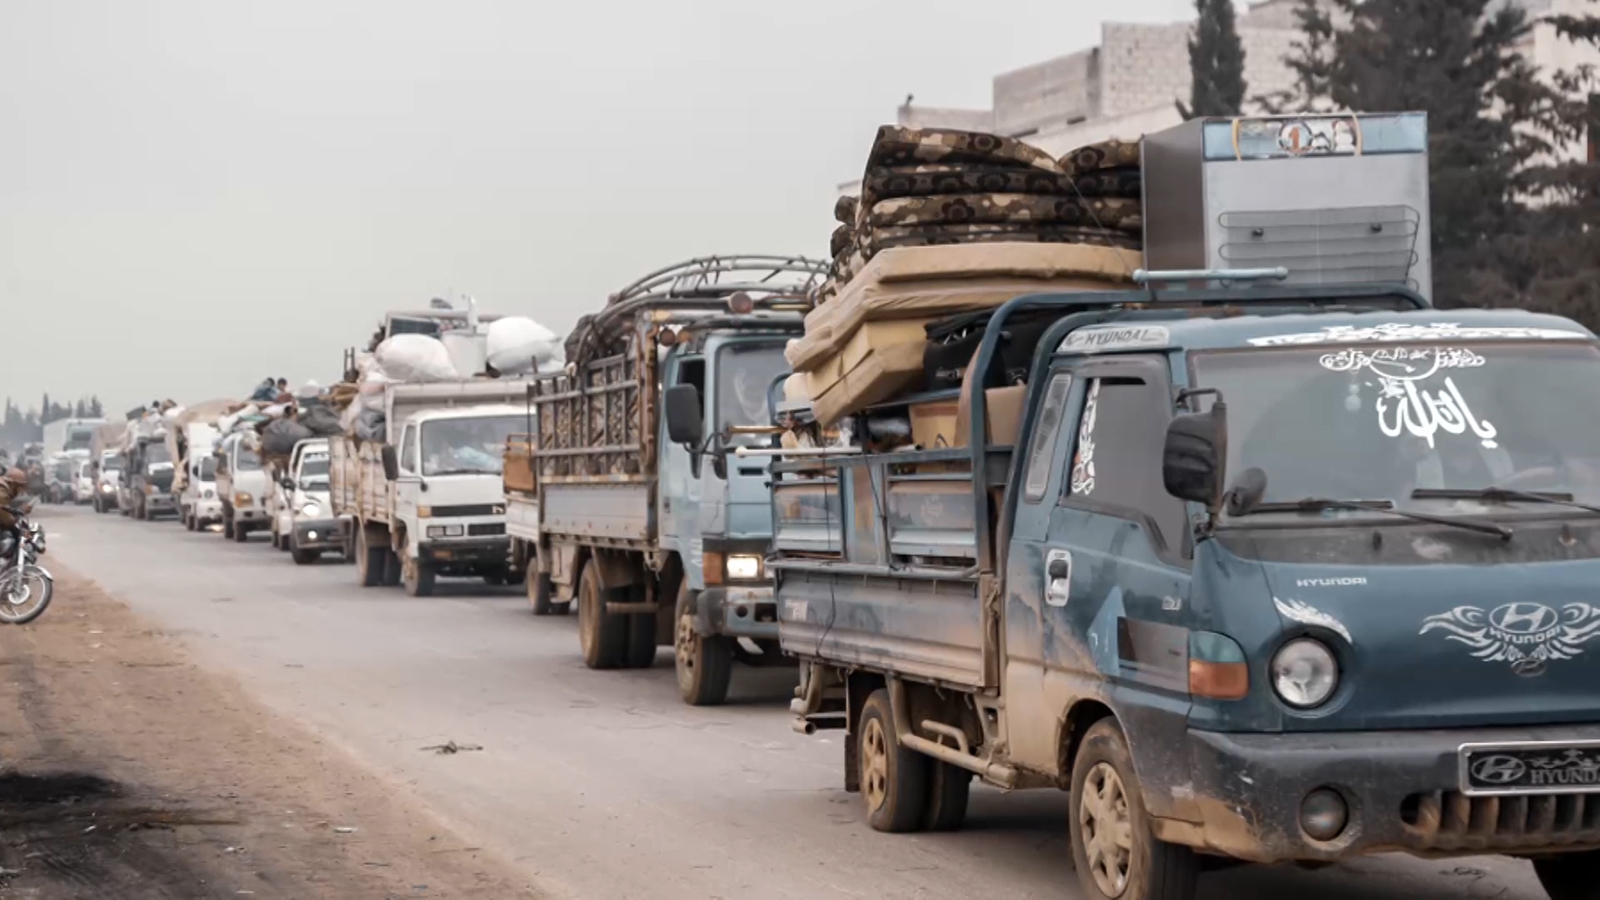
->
[531,352,648,483]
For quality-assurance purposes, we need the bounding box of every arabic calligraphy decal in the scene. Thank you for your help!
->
[1319,345,1499,449]
[1070,379,1100,496]
[1420,602,1600,672]
[1249,322,1589,347]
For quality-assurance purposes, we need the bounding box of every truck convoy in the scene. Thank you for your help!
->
[513,256,825,705]
[89,422,127,513]
[120,416,175,520]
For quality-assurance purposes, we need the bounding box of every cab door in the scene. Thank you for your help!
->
[393,424,421,540]
[659,354,706,587]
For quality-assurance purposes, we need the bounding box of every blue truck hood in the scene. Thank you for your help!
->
[1200,519,1600,732]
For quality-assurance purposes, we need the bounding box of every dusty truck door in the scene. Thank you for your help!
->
[1010,354,1196,779]
[659,354,706,588]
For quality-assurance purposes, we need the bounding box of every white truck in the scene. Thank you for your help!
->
[215,431,270,542]
[171,422,223,531]
[89,422,128,514]
[42,417,104,459]
[331,381,530,596]
[267,438,344,565]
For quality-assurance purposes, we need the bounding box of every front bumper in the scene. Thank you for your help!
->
[292,518,345,551]
[192,499,222,521]
[418,537,510,569]
[232,504,267,522]
[1168,724,1600,863]
[144,493,175,512]
[693,585,777,640]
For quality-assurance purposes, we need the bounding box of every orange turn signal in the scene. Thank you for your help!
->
[702,551,725,586]
[1189,660,1250,700]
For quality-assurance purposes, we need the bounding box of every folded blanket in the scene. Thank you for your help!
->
[867,126,1062,174]
[867,194,1143,231]
[1060,139,1142,176]
[863,223,1143,256]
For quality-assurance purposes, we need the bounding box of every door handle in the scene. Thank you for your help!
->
[1044,549,1072,607]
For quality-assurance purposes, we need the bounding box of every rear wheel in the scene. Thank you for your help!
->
[529,571,557,616]
[1069,718,1199,900]
[577,563,625,669]
[381,548,402,586]
[922,759,973,832]
[858,689,928,833]
[356,527,385,588]
[1535,851,1600,900]
[674,583,732,706]
[624,610,657,669]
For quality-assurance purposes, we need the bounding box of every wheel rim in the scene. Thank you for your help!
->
[578,577,595,658]
[0,570,48,622]
[1079,762,1134,898]
[860,716,890,814]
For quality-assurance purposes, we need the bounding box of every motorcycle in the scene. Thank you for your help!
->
[0,506,53,624]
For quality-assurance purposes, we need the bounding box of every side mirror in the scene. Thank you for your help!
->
[664,384,704,447]
[1225,467,1268,517]
[1162,400,1229,511]
[381,445,400,481]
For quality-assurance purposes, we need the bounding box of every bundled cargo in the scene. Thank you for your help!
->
[822,127,1143,302]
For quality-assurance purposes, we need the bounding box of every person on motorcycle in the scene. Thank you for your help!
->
[0,467,29,535]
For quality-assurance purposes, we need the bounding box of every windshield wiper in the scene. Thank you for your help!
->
[1412,487,1600,516]
[425,468,497,477]
[1240,497,1513,540]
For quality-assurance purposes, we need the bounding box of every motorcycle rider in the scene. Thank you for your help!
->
[0,467,29,544]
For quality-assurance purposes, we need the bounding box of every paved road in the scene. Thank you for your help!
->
[42,505,1551,900]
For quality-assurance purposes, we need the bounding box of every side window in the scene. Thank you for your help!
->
[677,357,706,402]
[1062,375,1188,553]
[1022,372,1073,503]
[400,425,418,473]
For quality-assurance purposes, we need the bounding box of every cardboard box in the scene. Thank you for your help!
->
[909,400,961,449]
[803,318,932,399]
[955,384,1028,447]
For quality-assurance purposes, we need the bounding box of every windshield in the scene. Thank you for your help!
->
[1194,341,1600,515]
[236,446,262,471]
[717,344,787,429]
[420,415,521,476]
[53,462,71,481]
[144,444,172,466]
[103,455,125,472]
[65,429,94,451]
[298,453,330,484]
[198,457,217,481]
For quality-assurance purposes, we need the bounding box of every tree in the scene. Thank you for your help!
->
[87,396,103,418]
[1181,0,1248,118]
[1257,0,1337,113]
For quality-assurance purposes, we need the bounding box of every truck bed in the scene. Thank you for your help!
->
[330,437,393,524]
[771,449,1001,690]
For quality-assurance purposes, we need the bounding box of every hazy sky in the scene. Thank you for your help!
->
[1,0,1199,415]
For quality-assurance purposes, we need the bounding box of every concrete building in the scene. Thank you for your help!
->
[843,0,1597,192]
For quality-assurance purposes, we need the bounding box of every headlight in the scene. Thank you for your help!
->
[144,483,155,494]
[100,484,114,493]
[299,502,321,518]
[426,524,465,538]
[725,554,764,580]
[1272,638,1339,709]
[234,492,253,507]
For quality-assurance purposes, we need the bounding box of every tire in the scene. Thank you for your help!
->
[134,500,146,520]
[291,547,320,566]
[184,511,196,532]
[529,571,556,616]
[1069,719,1199,900]
[231,516,250,542]
[922,759,973,832]
[0,565,53,625]
[577,563,625,669]
[1535,851,1600,900]
[356,528,385,588]
[222,511,235,540]
[381,549,402,586]
[674,582,732,706]
[857,689,928,833]
[403,555,436,596]
[624,611,657,669]
[483,571,507,586]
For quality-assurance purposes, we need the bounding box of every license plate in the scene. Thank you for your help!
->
[1459,741,1600,796]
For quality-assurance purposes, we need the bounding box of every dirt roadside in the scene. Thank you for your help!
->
[0,567,539,900]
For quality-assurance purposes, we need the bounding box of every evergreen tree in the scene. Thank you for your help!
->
[1258,0,1337,113]
[88,396,104,418]
[1181,0,1249,118]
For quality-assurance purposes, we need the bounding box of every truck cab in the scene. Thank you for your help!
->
[215,433,269,541]
[376,404,523,594]
[71,458,95,505]
[176,424,222,531]
[123,436,175,520]
[271,438,343,565]
[92,451,124,513]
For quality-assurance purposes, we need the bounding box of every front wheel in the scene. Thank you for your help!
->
[403,555,436,596]
[291,547,320,566]
[1069,719,1199,900]
[1535,851,1600,900]
[674,583,732,706]
[231,516,250,542]
[0,565,53,624]
[222,511,235,540]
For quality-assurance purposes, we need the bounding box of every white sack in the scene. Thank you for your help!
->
[375,334,458,383]
[486,317,564,374]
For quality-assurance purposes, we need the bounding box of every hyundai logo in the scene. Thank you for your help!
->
[1471,755,1528,785]
[1488,603,1559,636]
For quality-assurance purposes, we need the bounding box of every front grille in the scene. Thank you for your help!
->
[429,504,501,518]
[467,523,505,537]
[1401,790,1600,852]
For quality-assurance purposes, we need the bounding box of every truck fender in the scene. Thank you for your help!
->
[588,549,643,591]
